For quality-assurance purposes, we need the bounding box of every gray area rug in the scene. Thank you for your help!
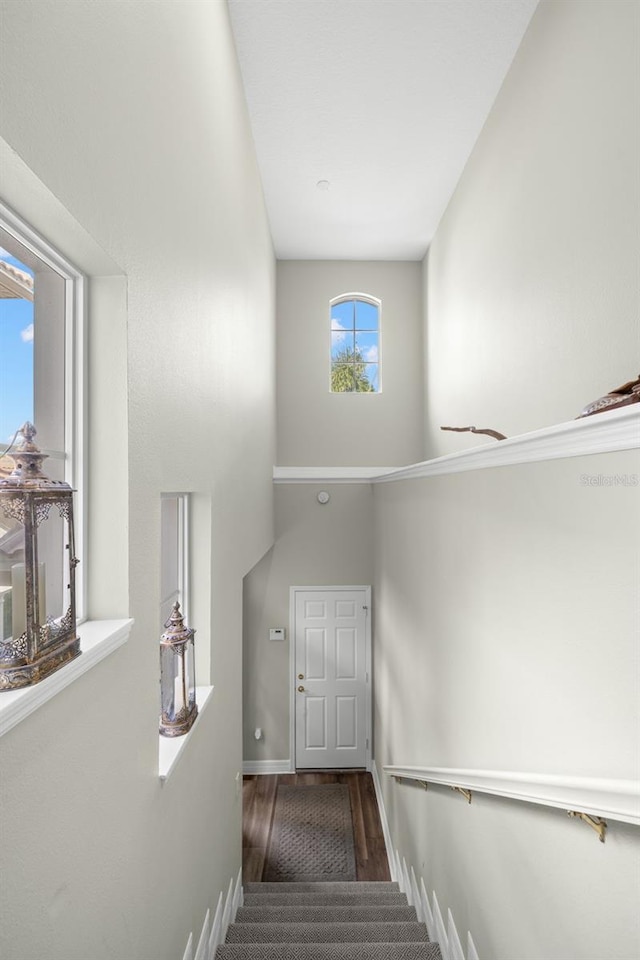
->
[264,784,356,882]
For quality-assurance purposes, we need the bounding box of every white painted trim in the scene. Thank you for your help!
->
[371,759,396,881]
[274,466,396,483]
[158,686,214,781]
[221,878,235,943]
[274,405,639,485]
[375,405,639,482]
[384,765,640,826]
[194,909,209,960]
[448,908,465,960]
[432,892,449,959]
[467,932,480,960]
[401,857,412,904]
[289,585,372,771]
[242,759,294,774]
[207,893,224,960]
[410,866,422,920]
[181,932,194,960]
[232,867,243,917]
[0,618,133,736]
[420,878,434,934]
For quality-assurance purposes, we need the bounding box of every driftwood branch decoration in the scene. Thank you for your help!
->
[441,425,507,441]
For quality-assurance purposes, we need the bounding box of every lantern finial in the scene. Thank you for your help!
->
[1,422,53,488]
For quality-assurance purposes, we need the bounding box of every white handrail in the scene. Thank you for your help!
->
[384,765,640,827]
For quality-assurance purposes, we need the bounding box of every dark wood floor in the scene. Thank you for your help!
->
[243,770,391,883]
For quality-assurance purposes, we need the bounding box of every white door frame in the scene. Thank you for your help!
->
[289,585,372,772]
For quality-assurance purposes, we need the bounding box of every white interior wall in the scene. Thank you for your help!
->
[374,2,640,958]
[374,451,640,959]
[243,483,373,764]
[423,0,639,460]
[0,3,275,959]
[277,260,424,467]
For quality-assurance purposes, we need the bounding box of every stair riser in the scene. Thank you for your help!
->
[216,945,443,960]
[235,906,417,923]
[242,893,408,907]
[243,882,399,894]
[225,922,430,944]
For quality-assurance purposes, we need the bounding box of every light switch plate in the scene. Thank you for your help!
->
[269,628,285,641]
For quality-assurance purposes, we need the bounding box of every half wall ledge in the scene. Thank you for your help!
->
[0,618,134,736]
[273,405,639,484]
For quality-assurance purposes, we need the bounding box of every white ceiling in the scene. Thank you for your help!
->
[228,0,539,261]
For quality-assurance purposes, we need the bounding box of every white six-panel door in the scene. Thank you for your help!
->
[293,587,370,769]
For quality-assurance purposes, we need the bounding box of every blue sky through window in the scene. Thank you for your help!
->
[0,250,34,445]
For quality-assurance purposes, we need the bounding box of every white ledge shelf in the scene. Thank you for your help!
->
[274,405,639,484]
[0,618,134,737]
[159,685,214,782]
[384,764,640,826]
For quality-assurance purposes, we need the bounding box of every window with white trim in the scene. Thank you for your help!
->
[330,293,381,393]
[0,208,85,634]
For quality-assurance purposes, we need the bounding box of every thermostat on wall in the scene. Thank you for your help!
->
[269,628,286,641]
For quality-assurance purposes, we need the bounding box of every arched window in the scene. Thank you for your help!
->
[330,293,380,393]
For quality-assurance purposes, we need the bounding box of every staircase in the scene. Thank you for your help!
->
[215,881,442,958]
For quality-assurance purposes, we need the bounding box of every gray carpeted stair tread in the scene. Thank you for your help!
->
[225,921,430,943]
[216,943,442,960]
[235,905,417,923]
[242,892,408,907]
[244,882,399,894]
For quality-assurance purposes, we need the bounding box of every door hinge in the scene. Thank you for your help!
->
[366,671,369,683]
[366,738,369,749]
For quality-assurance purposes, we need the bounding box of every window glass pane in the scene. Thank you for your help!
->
[0,252,34,446]
[355,331,378,364]
[355,300,378,330]
[161,496,179,606]
[364,363,379,392]
[160,493,189,629]
[0,229,66,458]
[332,330,354,360]
[331,299,354,332]
[331,363,356,393]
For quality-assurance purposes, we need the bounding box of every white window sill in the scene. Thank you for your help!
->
[159,685,214,782]
[0,618,134,737]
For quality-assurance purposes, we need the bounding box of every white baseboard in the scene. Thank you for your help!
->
[181,932,193,960]
[371,759,397,881]
[467,932,480,960]
[373,756,479,960]
[242,759,293,775]
[182,867,243,960]
[194,909,209,960]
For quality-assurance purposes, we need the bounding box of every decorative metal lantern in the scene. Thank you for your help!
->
[0,423,80,690]
[159,601,198,737]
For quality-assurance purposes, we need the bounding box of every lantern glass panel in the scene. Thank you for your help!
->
[160,642,178,720]
[186,639,196,710]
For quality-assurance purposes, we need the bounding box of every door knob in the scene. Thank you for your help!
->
[297,685,305,692]
[298,674,304,680]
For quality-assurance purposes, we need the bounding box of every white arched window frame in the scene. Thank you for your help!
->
[330,292,381,393]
